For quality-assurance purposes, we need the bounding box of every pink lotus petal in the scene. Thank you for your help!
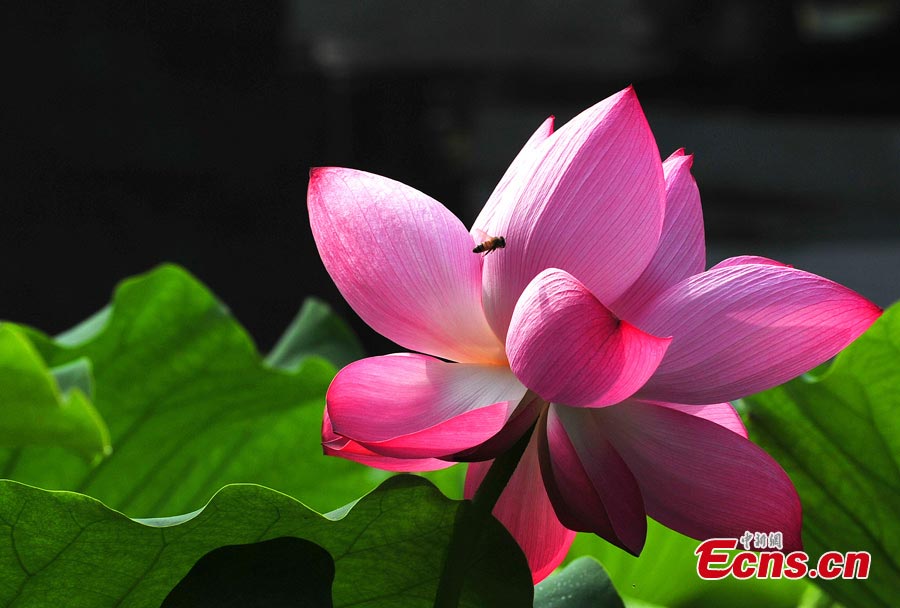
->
[322,410,453,472]
[611,150,706,319]
[649,401,748,438]
[465,429,576,583]
[308,168,504,364]
[449,390,544,462]
[327,353,526,458]
[711,255,790,269]
[601,400,803,550]
[506,269,671,407]
[357,406,511,459]
[472,116,555,234]
[633,263,882,404]
[479,87,666,341]
[541,405,647,554]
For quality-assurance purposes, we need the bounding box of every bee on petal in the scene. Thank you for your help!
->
[472,228,506,255]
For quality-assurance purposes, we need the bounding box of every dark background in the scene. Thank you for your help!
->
[3,0,899,356]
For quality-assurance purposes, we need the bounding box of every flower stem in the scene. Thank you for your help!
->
[432,419,537,608]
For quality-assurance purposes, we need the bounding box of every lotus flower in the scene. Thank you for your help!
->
[308,87,881,582]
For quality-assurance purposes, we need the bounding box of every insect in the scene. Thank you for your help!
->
[472,229,506,255]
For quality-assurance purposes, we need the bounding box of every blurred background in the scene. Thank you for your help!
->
[3,0,899,356]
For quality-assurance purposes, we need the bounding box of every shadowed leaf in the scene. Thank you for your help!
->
[161,537,335,608]
[0,475,532,607]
